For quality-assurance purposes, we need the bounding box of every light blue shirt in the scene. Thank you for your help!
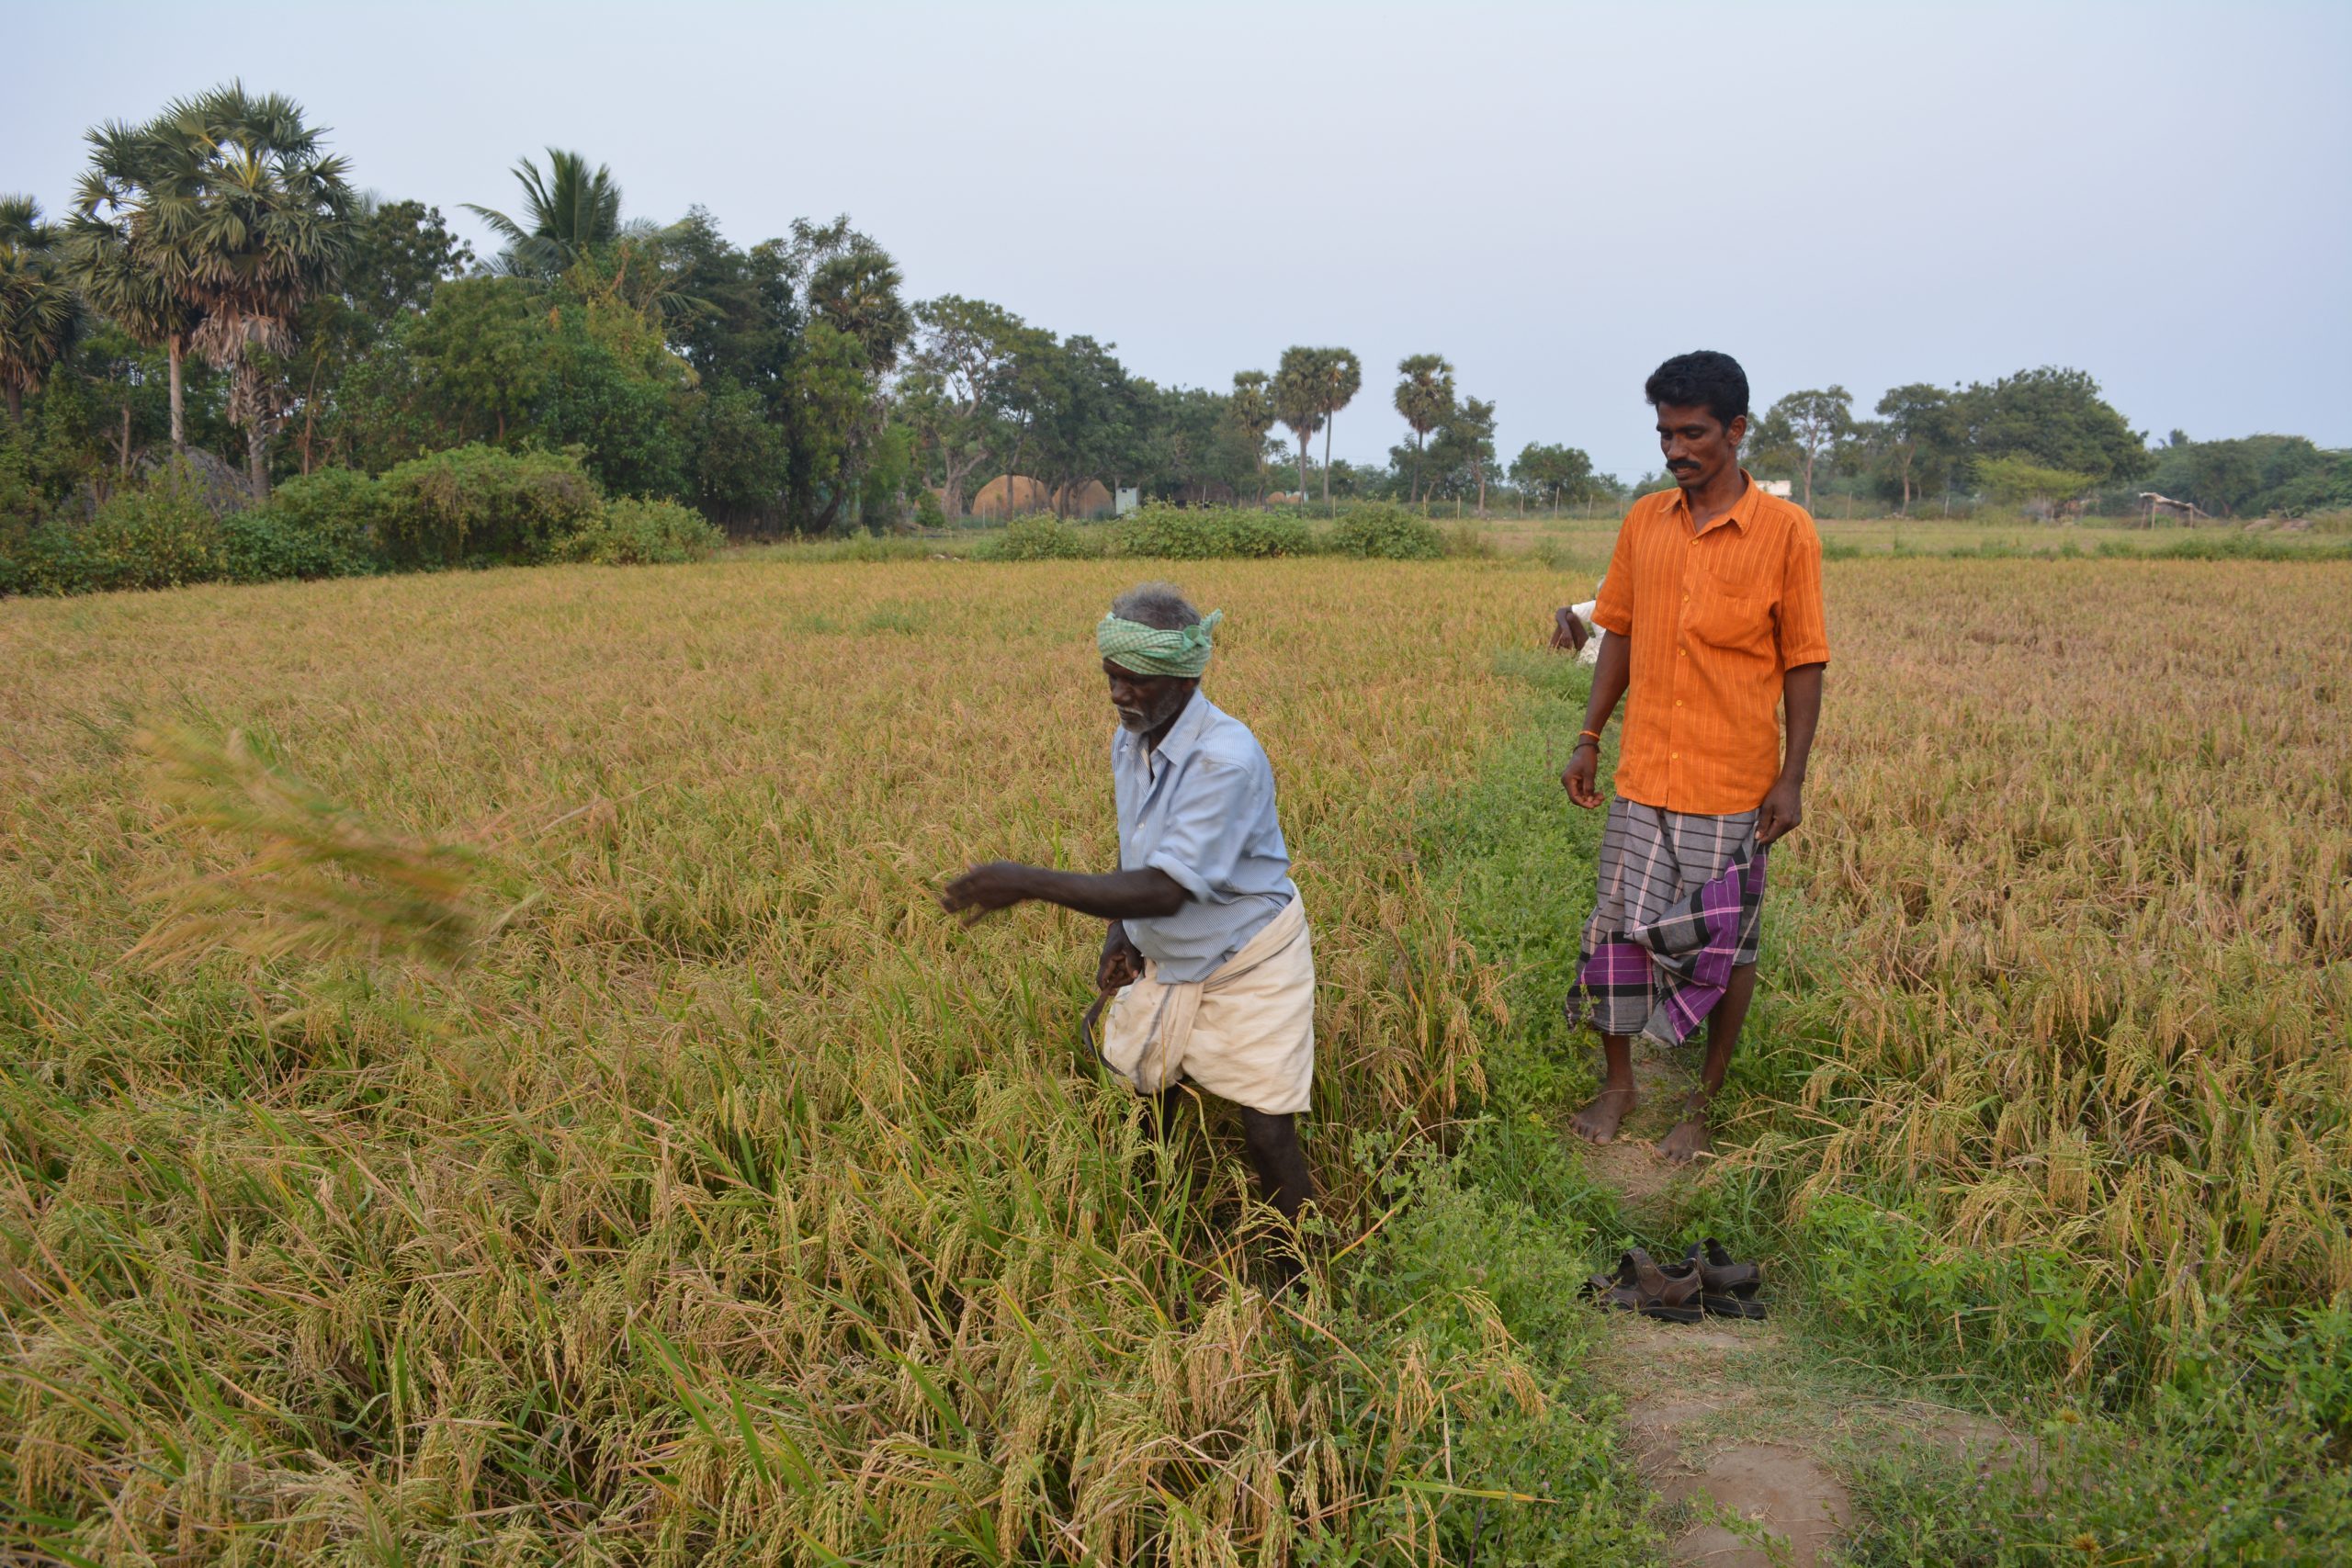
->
[1113,692,1296,984]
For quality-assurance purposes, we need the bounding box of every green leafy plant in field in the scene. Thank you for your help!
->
[11,459,225,592]
[1110,502,1315,558]
[550,495,724,565]
[1331,502,1444,560]
[1843,1381,2352,1567]
[980,513,1094,560]
[1795,1192,2097,1383]
[243,465,384,572]
[375,442,604,567]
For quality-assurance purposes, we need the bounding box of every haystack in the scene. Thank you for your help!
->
[969,475,1051,519]
[1056,479,1114,519]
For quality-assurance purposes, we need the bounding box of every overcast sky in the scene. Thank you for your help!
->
[8,0,2347,479]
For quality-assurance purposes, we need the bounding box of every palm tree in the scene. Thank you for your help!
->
[465,150,629,276]
[1272,348,1324,502]
[0,197,80,425]
[1455,397,1498,513]
[1229,370,1274,502]
[159,85,354,495]
[1393,353,1453,506]
[1311,347,1362,510]
[809,244,911,371]
[67,123,206,451]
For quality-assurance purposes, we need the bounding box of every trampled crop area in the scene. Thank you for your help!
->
[2,551,2346,1562]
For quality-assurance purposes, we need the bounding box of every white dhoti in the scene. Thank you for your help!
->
[1100,897,1315,1115]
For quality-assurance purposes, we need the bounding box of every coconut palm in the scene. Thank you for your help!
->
[1393,353,1453,506]
[1272,348,1324,502]
[0,197,80,425]
[1311,347,1363,509]
[1229,370,1274,502]
[67,124,206,451]
[466,150,630,276]
[158,85,355,494]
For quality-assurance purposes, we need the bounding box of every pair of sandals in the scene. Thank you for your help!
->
[1585,1240,1766,1323]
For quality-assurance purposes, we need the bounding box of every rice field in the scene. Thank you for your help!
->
[1,547,2346,1562]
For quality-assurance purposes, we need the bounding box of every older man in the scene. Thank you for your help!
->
[940,583,1317,1229]
[1561,351,1829,1164]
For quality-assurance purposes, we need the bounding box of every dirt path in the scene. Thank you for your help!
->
[1579,1045,2023,1566]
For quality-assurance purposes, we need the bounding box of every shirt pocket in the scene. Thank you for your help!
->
[1688,572,1774,655]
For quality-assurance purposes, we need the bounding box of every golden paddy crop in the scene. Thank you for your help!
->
[0,558,1568,1564]
[1748,558,2352,1372]
[1,550,2346,1561]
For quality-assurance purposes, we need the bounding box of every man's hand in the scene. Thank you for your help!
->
[1756,776,1804,846]
[1562,742,1603,809]
[939,861,1038,924]
[1097,922,1143,992]
[1551,606,1590,654]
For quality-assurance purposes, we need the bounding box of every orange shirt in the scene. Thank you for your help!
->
[1589,472,1830,815]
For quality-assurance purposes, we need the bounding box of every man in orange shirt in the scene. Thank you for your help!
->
[1561,351,1828,1164]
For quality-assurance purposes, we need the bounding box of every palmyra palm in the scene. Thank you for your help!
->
[1272,348,1324,502]
[70,85,352,486]
[1394,353,1454,506]
[1312,347,1362,508]
[0,197,79,425]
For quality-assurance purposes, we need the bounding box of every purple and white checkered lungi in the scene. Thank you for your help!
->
[1563,798,1768,1046]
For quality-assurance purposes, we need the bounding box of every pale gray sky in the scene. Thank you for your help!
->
[8,0,2347,479]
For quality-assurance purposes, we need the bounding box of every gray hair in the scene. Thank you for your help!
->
[1109,581,1201,632]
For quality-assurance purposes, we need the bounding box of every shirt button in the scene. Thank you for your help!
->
[1671,752,1679,760]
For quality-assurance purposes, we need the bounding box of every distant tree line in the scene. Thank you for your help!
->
[1741,372,2351,518]
[5,85,2345,594]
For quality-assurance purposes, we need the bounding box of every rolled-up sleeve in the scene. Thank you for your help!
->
[1775,517,1830,668]
[1143,759,1262,905]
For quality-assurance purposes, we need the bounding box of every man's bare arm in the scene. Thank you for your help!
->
[1562,630,1631,808]
[940,863,1188,923]
[1757,662,1825,845]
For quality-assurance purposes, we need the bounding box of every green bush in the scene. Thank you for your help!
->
[12,465,227,594]
[552,497,725,565]
[912,488,947,530]
[981,513,1094,561]
[226,468,384,582]
[1110,502,1314,558]
[376,444,604,568]
[1330,502,1444,560]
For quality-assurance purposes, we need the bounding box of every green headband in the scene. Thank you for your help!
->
[1098,609,1223,677]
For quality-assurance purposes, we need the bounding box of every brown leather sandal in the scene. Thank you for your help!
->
[1683,1238,1767,1320]
[1584,1248,1705,1324]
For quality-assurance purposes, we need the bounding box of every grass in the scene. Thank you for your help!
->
[3,548,2348,1562]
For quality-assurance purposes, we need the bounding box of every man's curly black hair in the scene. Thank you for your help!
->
[1644,351,1750,429]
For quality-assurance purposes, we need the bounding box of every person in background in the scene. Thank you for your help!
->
[1553,582,1606,666]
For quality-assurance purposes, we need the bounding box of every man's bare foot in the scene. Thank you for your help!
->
[1657,1110,1713,1164]
[1570,1087,1637,1144]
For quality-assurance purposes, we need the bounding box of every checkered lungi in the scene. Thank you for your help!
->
[1563,798,1768,1046]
